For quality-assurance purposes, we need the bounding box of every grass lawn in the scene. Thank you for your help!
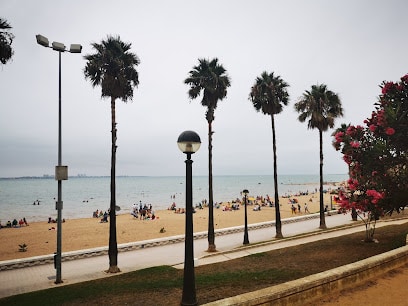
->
[1,221,408,305]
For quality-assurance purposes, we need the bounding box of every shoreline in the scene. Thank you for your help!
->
[0,193,336,261]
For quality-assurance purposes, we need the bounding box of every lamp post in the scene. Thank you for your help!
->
[36,34,82,284]
[243,189,249,245]
[177,130,201,306]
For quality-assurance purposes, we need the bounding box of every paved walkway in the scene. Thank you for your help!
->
[1,213,406,299]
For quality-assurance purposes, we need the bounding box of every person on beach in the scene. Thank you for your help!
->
[140,208,146,220]
[304,203,310,213]
[48,217,56,223]
[131,204,138,218]
[100,211,108,223]
[23,217,29,226]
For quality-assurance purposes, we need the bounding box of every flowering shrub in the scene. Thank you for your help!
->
[332,74,408,241]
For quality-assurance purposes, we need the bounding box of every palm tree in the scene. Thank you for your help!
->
[249,71,289,238]
[0,18,14,65]
[84,36,140,272]
[184,58,231,252]
[294,84,343,229]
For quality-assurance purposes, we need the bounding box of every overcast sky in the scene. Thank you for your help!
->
[1,0,407,178]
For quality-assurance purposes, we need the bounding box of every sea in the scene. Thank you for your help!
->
[0,174,348,223]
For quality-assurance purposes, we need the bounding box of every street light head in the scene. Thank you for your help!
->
[243,189,249,195]
[36,34,49,47]
[52,41,66,52]
[177,130,201,154]
[69,44,82,53]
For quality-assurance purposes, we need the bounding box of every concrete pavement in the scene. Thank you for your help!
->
[1,212,405,299]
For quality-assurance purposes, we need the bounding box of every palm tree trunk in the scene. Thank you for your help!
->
[107,96,120,273]
[207,120,216,252]
[319,129,327,229]
[271,115,283,238]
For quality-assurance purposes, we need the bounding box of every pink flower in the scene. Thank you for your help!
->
[350,141,360,148]
[343,155,352,165]
[369,125,376,132]
[347,178,359,191]
[366,189,384,204]
[334,131,344,143]
[382,82,394,94]
[385,127,395,135]
[346,126,355,136]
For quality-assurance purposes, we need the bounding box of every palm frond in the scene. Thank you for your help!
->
[249,71,290,116]
[84,35,140,102]
[295,84,343,131]
[184,58,231,112]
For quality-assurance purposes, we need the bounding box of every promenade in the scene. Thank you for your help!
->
[0,213,404,299]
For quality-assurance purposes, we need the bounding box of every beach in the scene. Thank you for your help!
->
[0,193,334,261]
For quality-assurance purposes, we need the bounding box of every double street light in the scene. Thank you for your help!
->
[177,130,201,306]
[243,189,249,245]
[36,34,82,284]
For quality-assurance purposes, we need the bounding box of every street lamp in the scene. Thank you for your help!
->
[177,130,201,306]
[243,189,249,245]
[36,34,82,284]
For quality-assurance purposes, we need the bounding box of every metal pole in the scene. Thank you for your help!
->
[243,193,249,245]
[55,50,63,284]
[181,152,197,306]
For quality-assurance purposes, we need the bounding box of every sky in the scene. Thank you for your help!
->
[1,0,407,178]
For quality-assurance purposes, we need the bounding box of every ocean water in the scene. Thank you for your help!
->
[0,174,347,222]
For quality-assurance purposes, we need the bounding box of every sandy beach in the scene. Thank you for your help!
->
[0,193,334,261]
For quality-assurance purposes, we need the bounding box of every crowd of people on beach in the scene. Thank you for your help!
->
[92,209,109,223]
[163,190,323,216]
[0,217,29,228]
[131,201,157,220]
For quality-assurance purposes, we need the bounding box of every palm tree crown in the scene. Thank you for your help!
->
[294,84,343,131]
[0,18,14,65]
[250,71,289,115]
[84,36,140,101]
[185,58,230,122]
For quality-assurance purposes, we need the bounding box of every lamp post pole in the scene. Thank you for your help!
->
[56,49,63,284]
[243,189,249,245]
[181,152,197,306]
[177,130,201,306]
[36,35,81,284]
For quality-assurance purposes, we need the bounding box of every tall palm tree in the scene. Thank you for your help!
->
[0,18,14,65]
[249,71,289,238]
[184,58,231,252]
[294,84,343,229]
[84,36,140,272]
